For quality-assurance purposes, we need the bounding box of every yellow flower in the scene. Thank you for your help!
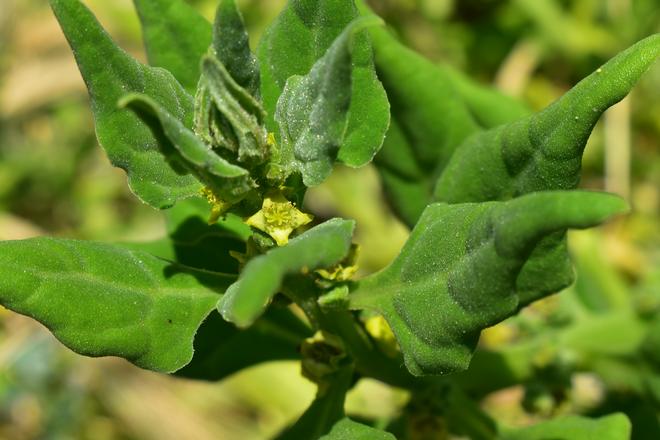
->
[246,191,313,246]
[201,187,229,224]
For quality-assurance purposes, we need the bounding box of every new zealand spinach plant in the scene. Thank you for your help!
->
[1,0,659,438]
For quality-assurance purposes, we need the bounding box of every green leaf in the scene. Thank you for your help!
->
[434,34,660,203]
[499,413,631,440]
[50,0,202,209]
[0,238,233,373]
[177,306,312,381]
[277,366,354,440]
[259,0,389,169]
[220,218,356,328]
[213,0,260,99]
[434,34,660,305]
[363,22,527,226]
[349,191,627,376]
[119,93,254,203]
[320,419,396,440]
[274,16,382,186]
[132,0,211,92]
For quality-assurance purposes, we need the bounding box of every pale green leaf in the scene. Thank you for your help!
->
[320,418,396,440]
[500,413,631,440]
[0,238,233,373]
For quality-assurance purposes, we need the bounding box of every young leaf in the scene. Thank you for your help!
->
[259,0,389,168]
[213,0,260,99]
[201,55,269,163]
[349,191,627,375]
[319,418,396,440]
[177,307,312,381]
[500,413,631,440]
[220,218,356,328]
[0,238,233,373]
[274,16,382,186]
[119,93,254,203]
[132,0,212,92]
[50,0,202,209]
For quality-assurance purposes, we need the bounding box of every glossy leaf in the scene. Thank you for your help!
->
[120,93,254,203]
[213,0,260,98]
[220,218,356,328]
[177,307,312,381]
[133,0,211,92]
[50,0,202,209]
[0,238,233,373]
[320,418,396,440]
[275,17,381,186]
[259,0,389,168]
[500,413,631,440]
[349,191,627,375]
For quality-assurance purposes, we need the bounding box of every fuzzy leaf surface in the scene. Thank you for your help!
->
[220,218,356,328]
[260,0,389,168]
[434,33,660,304]
[213,0,260,98]
[0,238,233,373]
[364,24,528,226]
[51,0,202,209]
[120,93,254,203]
[350,191,627,375]
[275,17,380,186]
[133,0,211,92]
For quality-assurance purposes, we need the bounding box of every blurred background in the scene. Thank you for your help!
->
[0,0,658,438]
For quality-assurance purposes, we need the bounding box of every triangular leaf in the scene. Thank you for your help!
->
[50,0,202,209]
[220,218,356,328]
[0,238,233,373]
[132,0,211,92]
[349,191,627,375]
[259,0,389,169]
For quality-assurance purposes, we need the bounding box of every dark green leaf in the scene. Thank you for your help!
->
[119,93,254,203]
[133,0,211,92]
[499,413,631,440]
[320,419,396,440]
[274,16,381,186]
[50,0,202,209]
[177,306,312,381]
[213,0,260,98]
[434,33,660,305]
[259,0,389,169]
[220,218,356,328]
[349,191,627,375]
[0,238,233,373]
